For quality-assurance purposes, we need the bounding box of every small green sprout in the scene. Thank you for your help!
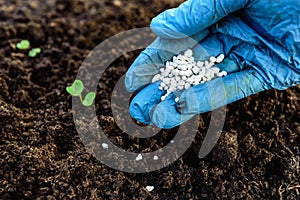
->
[28,48,41,57]
[66,80,96,106]
[16,40,30,50]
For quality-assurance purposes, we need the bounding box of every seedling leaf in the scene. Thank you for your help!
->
[28,48,41,57]
[66,80,84,96]
[16,40,30,50]
[82,92,96,106]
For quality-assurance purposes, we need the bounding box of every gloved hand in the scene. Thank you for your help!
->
[125,0,300,129]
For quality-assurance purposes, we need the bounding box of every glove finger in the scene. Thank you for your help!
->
[150,93,195,129]
[129,82,166,124]
[125,29,210,92]
[177,69,272,114]
[150,0,250,39]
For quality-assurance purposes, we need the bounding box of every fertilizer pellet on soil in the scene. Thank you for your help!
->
[102,143,108,149]
[146,186,154,192]
[135,154,143,161]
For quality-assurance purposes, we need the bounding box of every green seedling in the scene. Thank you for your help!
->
[16,40,30,50]
[16,40,42,57]
[28,48,41,57]
[66,80,96,106]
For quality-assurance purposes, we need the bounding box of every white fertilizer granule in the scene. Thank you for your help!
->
[152,49,227,101]
[146,186,154,192]
[135,154,143,161]
[101,143,108,149]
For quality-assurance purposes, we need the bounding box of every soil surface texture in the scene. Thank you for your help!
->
[0,0,299,199]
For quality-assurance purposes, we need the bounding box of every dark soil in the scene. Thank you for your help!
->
[0,0,299,199]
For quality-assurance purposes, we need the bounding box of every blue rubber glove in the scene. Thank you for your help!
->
[125,0,300,129]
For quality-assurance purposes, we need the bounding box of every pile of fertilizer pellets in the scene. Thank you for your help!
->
[151,49,227,101]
